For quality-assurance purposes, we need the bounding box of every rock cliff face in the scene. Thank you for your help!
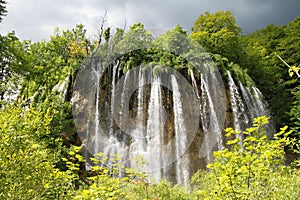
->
[72,56,275,186]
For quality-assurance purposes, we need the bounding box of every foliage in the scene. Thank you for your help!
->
[0,24,94,198]
[124,179,191,200]
[289,85,300,135]
[0,0,6,22]
[118,22,153,53]
[18,24,90,104]
[192,116,300,199]
[153,24,189,55]
[0,32,30,103]
[241,17,300,130]
[0,104,77,199]
[112,24,192,73]
[190,11,242,63]
[276,53,300,78]
[74,153,147,200]
[73,152,192,200]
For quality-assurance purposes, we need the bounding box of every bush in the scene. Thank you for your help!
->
[192,116,300,200]
[0,105,76,199]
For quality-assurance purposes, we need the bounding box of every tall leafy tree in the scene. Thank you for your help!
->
[116,23,153,70]
[154,24,189,55]
[190,11,242,63]
[119,22,153,52]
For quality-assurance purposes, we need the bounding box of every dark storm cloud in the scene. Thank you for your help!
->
[228,0,300,33]
[123,0,299,34]
[0,0,299,41]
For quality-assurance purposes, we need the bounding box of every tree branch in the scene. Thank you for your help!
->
[275,53,300,78]
[97,10,108,47]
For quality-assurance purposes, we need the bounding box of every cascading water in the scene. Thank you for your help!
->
[228,71,248,144]
[190,62,227,164]
[136,66,145,140]
[252,87,269,115]
[128,74,166,182]
[109,62,119,135]
[145,76,165,181]
[171,75,190,186]
[200,72,224,161]
[107,70,130,157]
[239,82,258,120]
[228,71,274,141]
[73,60,275,186]
[239,81,275,135]
[93,62,101,154]
[190,70,214,164]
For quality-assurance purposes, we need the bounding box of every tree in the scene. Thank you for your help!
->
[153,24,189,55]
[119,22,153,52]
[114,23,153,71]
[241,17,300,131]
[290,86,300,136]
[0,0,7,22]
[17,24,91,104]
[190,11,242,63]
[278,16,300,68]
[0,32,30,103]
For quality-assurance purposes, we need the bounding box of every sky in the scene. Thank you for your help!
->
[0,0,299,41]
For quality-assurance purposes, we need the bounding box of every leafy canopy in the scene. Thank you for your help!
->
[190,11,242,63]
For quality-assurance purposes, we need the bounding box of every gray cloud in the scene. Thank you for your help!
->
[0,0,299,41]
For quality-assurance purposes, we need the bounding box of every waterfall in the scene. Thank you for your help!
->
[145,76,165,181]
[136,66,146,143]
[127,68,145,167]
[127,72,168,183]
[190,70,200,100]
[93,63,101,154]
[239,83,258,120]
[52,74,70,102]
[190,69,214,164]
[99,69,129,168]
[73,61,275,186]
[228,71,275,143]
[109,61,119,135]
[239,82,275,135]
[252,87,268,115]
[171,75,190,186]
[119,72,129,131]
[227,71,248,145]
[200,73,224,158]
